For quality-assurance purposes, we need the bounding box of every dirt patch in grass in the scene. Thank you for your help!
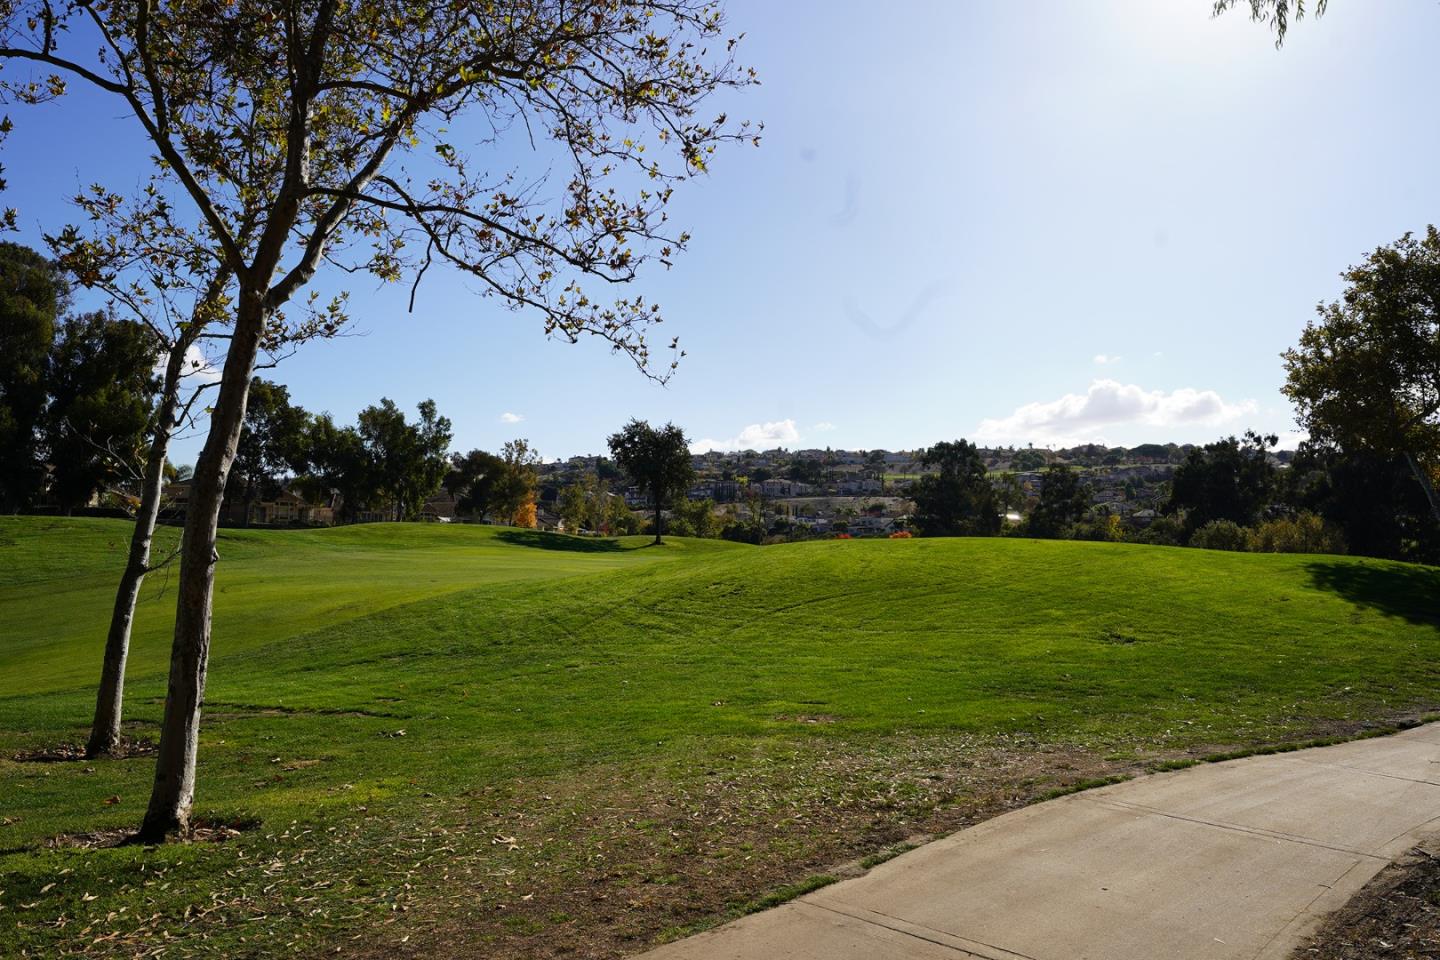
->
[1292,838,1440,960]
[41,816,260,851]
[10,736,156,763]
[336,733,1132,960]
[15,719,1436,960]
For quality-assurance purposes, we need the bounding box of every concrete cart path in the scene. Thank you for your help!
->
[639,724,1440,960]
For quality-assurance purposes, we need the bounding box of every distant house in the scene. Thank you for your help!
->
[163,482,336,526]
[233,488,335,526]
[421,491,458,522]
[836,478,882,496]
[846,515,899,537]
[759,478,809,498]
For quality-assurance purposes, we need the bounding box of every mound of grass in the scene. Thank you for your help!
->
[1,521,1438,957]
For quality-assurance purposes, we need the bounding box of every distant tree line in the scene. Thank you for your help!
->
[215,381,561,528]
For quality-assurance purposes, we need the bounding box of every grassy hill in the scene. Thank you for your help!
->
[2,518,1439,958]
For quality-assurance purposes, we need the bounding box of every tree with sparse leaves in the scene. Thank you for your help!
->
[0,0,756,839]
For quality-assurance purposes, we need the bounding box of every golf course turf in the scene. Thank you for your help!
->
[2,517,1439,958]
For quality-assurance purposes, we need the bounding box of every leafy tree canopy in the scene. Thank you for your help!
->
[44,311,160,514]
[607,418,693,543]
[1028,465,1090,539]
[911,439,1000,537]
[0,242,67,510]
[1283,227,1440,522]
[1167,431,1278,534]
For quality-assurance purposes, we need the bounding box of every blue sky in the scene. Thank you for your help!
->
[6,0,1439,462]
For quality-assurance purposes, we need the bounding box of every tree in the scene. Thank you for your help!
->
[788,457,824,486]
[558,481,590,533]
[1167,431,1278,535]
[911,440,1000,537]
[489,439,541,526]
[0,0,753,840]
[1282,227,1440,526]
[400,400,453,521]
[557,472,609,534]
[607,419,694,544]
[1027,465,1090,538]
[446,449,507,521]
[225,378,311,525]
[298,414,373,523]
[85,280,230,760]
[356,399,453,521]
[669,496,718,538]
[601,490,639,535]
[1283,440,1440,564]
[0,243,66,511]
[43,312,160,515]
[1010,448,1046,472]
[993,472,1026,516]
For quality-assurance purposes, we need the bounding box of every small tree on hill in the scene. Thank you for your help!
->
[225,378,311,525]
[446,449,507,522]
[607,419,694,544]
[911,439,1000,537]
[1027,465,1090,538]
[492,439,542,527]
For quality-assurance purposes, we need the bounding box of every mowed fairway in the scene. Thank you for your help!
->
[3,519,1440,958]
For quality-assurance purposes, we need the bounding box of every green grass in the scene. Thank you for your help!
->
[2,519,1440,957]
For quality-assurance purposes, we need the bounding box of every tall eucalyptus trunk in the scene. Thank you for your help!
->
[86,332,193,759]
[1404,452,1440,527]
[138,293,265,841]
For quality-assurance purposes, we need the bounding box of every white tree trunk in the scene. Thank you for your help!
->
[86,337,189,758]
[139,296,264,841]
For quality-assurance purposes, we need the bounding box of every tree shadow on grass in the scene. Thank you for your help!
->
[1305,560,1440,627]
[494,529,627,553]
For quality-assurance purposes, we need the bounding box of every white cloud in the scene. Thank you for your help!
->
[157,343,222,386]
[1093,353,1122,365]
[975,379,1257,447]
[499,411,525,424]
[691,419,801,454]
[1275,429,1308,450]
[812,421,837,432]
